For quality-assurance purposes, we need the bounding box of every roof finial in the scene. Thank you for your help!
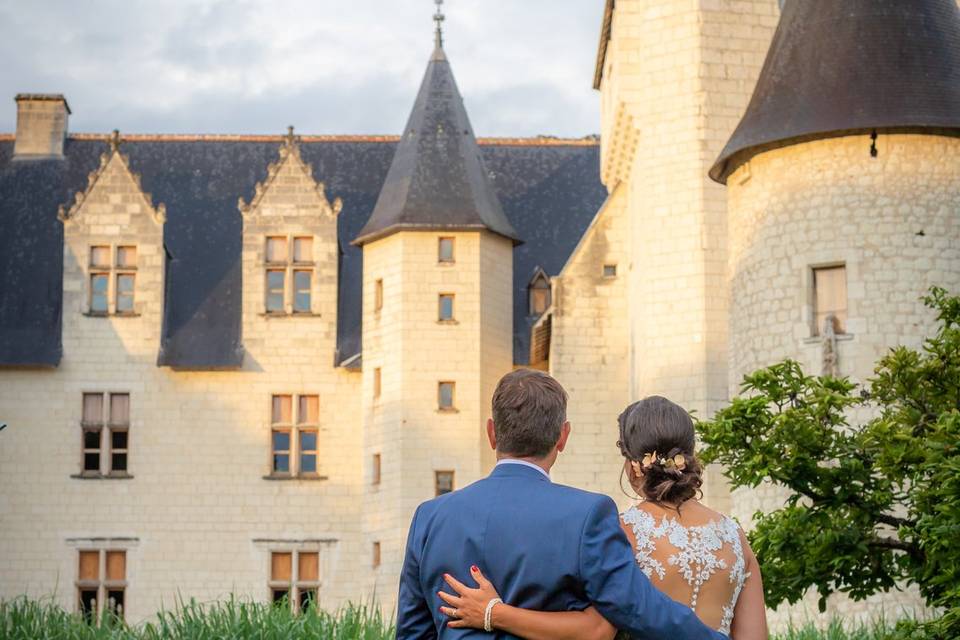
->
[433,0,445,49]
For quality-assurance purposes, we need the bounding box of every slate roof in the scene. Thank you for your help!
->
[355,47,519,245]
[711,0,960,183]
[0,135,605,369]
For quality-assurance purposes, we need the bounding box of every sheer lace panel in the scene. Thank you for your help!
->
[622,505,748,635]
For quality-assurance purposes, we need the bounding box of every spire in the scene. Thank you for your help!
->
[353,43,520,246]
[710,0,960,184]
[434,0,445,50]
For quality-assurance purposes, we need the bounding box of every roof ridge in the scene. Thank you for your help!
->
[0,132,598,146]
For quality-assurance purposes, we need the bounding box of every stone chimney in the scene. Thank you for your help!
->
[14,94,70,158]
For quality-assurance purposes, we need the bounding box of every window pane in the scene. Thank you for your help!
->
[298,396,318,424]
[439,294,454,321]
[79,550,99,580]
[111,453,127,472]
[273,454,290,473]
[83,393,103,424]
[90,246,110,268]
[106,551,125,581]
[110,394,130,425]
[438,237,454,262]
[84,453,101,472]
[294,271,311,313]
[266,271,285,312]
[531,289,549,315]
[300,430,317,452]
[299,588,317,612]
[111,430,128,450]
[438,382,454,409]
[117,246,136,268]
[90,274,109,313]
[116,274,135,312]
[272,396,292,424]
[298,552,319,582]
[272,430,290,452]
[300,454,316,473]
[435,470,454,496]
[294,237,313,263]
[272,589,289,605]
[266,237,288,263]
[814,266,848,335]
[106,590,124,618]
[271,552,292,581]
[603,264,617,277]
[79,589,98,622]
[84,430,101,449]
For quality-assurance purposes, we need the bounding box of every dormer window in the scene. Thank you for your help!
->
[264,235,314,315]
[528,270,551,316]
[88,245,137,315]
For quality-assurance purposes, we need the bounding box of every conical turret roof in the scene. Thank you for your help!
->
[353,46,519,245]
[710,0,960,184]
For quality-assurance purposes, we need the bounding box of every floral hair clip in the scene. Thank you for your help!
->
[639,451,687,471]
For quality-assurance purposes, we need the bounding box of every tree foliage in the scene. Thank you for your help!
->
[699,287,960,638]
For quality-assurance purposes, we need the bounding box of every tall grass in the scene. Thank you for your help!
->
[0,595,921,639]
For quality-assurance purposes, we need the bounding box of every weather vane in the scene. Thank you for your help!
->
[434,0,445,49]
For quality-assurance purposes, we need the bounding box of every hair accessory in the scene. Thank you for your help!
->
[484,598,503,632]
[639,451,687,471]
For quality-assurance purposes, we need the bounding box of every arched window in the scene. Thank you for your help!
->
[528,270,551,316]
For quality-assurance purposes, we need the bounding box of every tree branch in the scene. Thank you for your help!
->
[868,536,924,563]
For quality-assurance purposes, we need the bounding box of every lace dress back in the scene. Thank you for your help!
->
[621,503,748,635]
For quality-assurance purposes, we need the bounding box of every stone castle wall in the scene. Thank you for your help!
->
[725,133,960,625]
[0,142,365,623]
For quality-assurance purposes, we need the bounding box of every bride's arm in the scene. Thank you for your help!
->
[439,567,617,640]
[730,530,769,640]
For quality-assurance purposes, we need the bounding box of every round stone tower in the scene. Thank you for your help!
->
[712,0,960,623]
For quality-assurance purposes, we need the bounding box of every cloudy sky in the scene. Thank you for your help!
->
[0,0,604,138]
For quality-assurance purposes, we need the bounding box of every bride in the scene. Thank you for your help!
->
[438,396,769,639]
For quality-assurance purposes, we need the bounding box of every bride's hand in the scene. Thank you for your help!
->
[438,565,502,630]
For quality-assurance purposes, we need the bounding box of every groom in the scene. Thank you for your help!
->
[397,369,725,639]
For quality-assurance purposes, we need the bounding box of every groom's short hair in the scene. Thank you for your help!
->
[492,369,568,458]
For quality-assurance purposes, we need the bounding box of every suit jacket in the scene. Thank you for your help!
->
[396,462,727,639]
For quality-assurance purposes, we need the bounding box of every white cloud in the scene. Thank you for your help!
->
[0,0,603,137]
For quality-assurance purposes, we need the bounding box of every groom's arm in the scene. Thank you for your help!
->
[578,496,727,640]
[396,504,438,640]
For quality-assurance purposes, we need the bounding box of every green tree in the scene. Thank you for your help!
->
[698,287,960,638]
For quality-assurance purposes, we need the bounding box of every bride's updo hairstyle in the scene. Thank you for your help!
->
[617,396,703,505]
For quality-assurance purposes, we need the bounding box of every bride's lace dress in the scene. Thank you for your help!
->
[621,504,749,635]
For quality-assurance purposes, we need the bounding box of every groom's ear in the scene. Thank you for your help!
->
[486,418,497,450]
[555,421,572,453]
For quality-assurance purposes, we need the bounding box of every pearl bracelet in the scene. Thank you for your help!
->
[484,597,503,632]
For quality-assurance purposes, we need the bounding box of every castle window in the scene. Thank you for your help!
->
[373,367,382,399]
[88,245,137,316]
[603,264,618,278]
[374,279,383,312]
[264,236,314,314]
[115,274,135,314]
[435,470,455,496]
[812,265,847,336]
[529,271,551,316]
[269,550,319,612]
[90,246,111,269]
[270,394,321,477]
[372,542,381,568]
[117,246,137,269]
[293,237,313,263]
[438,294,455,321]
[80,393,130,477]
[438,382,456,411]
[372,453,381,485]
[77,549,126,622]
[438,237,455,263]
[293,270,312,313]
[266,270,285,313]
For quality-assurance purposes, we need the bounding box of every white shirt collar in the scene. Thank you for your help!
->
[495,458,551,480]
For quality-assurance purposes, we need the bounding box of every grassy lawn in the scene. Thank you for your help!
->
[0,596,914,639]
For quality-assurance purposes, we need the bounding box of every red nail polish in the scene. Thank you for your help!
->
[471,565,478,572]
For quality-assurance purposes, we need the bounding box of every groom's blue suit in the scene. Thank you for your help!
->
[397,461,726,639]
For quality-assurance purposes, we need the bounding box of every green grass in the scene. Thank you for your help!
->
[0,596,925,639]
